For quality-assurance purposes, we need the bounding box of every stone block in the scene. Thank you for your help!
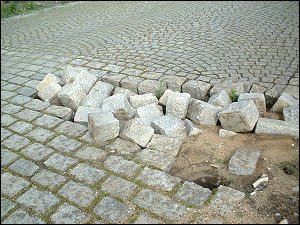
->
[136,103,163,126]
[37,82,62,104]
[74,106,103,126]
[283,105,299,124]
[63,65,85,84]
[147,134,182,156]
[208,90,232,107]
[129,93,158,108]
[58,83,86,111]
[271,92,298,113]
[182,80,211,100]
[166,92,191,119]
[238,93,266,116]
[219,129,237,137]
[105,137,141,155]
[209,82,245,96]
[158,89,174,106]
[114,87,137,99]
[138,79,167,95]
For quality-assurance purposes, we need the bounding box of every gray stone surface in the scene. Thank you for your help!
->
[135,149,175,172]
[165,75,187,92]
[129,93,158,108]
[137,167,181,191]
[187,99,221,125]
[21,143,54,161]
[271,92,298,113]
[147,134,182,156]
[210,82,245,96]
[218,129,237,137]
[25,127,55,143]
[58,83,86,111]
[72,69,98,94]
[44,153,78,171]
[238,92,266,116]
[138,79,167,95]
[175,181,211,206]
[159,89,174,106]
[16,186,60,213]
[136,103,163,126]
[218,100,259,132]
[44,104,74,120]
[1,104,23,114]
[34,114,63,129]
[55,121,88,137]
[75,146,106,162]
[134,189,188,220]
[182,80,211,100]
[74,106,103,126]
[2,209,45,224]
[133,214,163,224]
[58,181,96,207]
[120,76,144,93]
[228,149,261,175]
[31,169,66,189]
[166,92,191,119]
[208,90,232,107]
[24,99,51,111]
[210,185,245,215]
[2,134,30,150]
[88,111,119,145]
[93,197,131,223]
[69,163,106,184]
[9,158,39,176]
[283,105,299,124]
[1,172,30,197]
[104,156,141,177]
[8,121,33,134]
[51,203,87,224]
[1,128,12,141]
[48,135,82,153]
[37,81,62,104]
[1,149,19,166]
[151,115,186,139]
[104,137,141,155]
[120,118,154,147]
[255,118,299,138]
[1,114,17,126]
[36,73,62,92]
[1,197,15,218]
[101,175,138,199]
[9,95,32,105]
[184,119,203,136]
[63,65,85,84]
[15,108,42,121]
[114,86,137,99]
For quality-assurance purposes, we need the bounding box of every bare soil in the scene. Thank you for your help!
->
[170,120,299,224]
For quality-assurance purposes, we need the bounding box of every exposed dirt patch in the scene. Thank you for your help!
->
[170,125,299,224]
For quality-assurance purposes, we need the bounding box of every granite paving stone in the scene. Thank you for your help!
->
[33,114,64,128]
[51,203,87,224]
[21,143,54,161]
[69,163,106,184]
[1,149,19,166]
[2,134,30,150]
[1,172,30,197]
[24,99,51,111]
[8,121,33,134]
[74,146,106,162]
[44,153,78,171]
[133,214,163,224]
[47,135,82,153]
[1,114,17,126]
[1,197,16,218]
[25,127,56,143]
[55,121,88,137]
[8,158,39,177]
[2,209,46,224]
[31,169,66,190]
[104,156,141,177]
[14,108,42,121]
[1,128,12,141]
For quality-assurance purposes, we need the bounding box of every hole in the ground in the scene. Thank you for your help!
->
[192,174,231,190]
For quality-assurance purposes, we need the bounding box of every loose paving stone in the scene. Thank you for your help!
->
[44,104,74,120]
[138,79,167,95]
[151,115,186,139]
[37,81,62,104]
[255,118,299,138]
[238,93,266,116]
[1,197,15,218]
[104,137,141,155]
[210,185,245,215]
[101,73,127,87]
[31,169,66,189]
[9,95,32,105]
[271,92,298,113]
[136,103,163,126]
[120,76,144,93]
[175,181,211,207]
[15,108,42,121]
[8,158,39,177]
[55,121,88,137]
[72,69,98,94]
[104,156,141,177]
[44,153,78,171]
[147,134,182,156]
[2,134,30,150]
[26,127,55,143]
[187,99,221,125]
[120,118,154,147]
[74,106,103,126]
[159,89,174,106]
[51,203,87,224]
[133,213,163,224]
[184,119,203,136]
[166,92,191,119]
[34,114,63,129]
[2,209,46,224]
[58,181,97,207]
[135,149,175,172]
[36,73,62,92]
[69,163,106,184]
[1,128,12,141]
[114,86,137,99]
[283,105,299,124]
[1,172,30,197]
[164,75,187,92]
[182,80,212,100]
[134,189,188,221]
[219,129,237,137]
[75,146,106,162]
[21,143,54,161]
[1,114,17,126]
[101,175,138,199]
[228,148,261,175]
[1,149,19,166]
[8,121,33,134]
[58,83,86,111]
[103,64,125,73]
[129,93,159,108]
[218,100,259,132]
[1,103,23,114]
[17,186,60,213]
[209,82,245,96]
[208,90,232,107]
[48,135,82,153]
[93,197,131,223]
[102,93,136,120]
[137,167,181,191]
[88,111,120,145]
[62,65,85,84]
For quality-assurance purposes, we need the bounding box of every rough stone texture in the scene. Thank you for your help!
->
[208,90,232,107]
[129,93,158,108]
[135,103,163,126]
[184,119,203,136]
[8,121,33,134]
[238,93,266,116]
[25,127,55,143]
[166,92,191,119]
[2,209,45,224]
[51,203,87,224]
[1,173,30,197]
[1,114,17,126]
[31,170,66,190]
[58,181,96,207]
[120,118,154,147]
[8,158,39,177]
[114,86,137,99]
[102,73,127,87]
[58,82,87,111]
[16,187,60,213]
[138,79,167,95]
[101,175,138,199]
[72,69,98,94]
[133,214,163,224]
[2,134,30,150]
[120,76,144,93]
[55,121,88,137]
[134,189,188,221]
[75,146,106,162]
[88,111,119,145]
[63,65,85,84]
[104,156,141,177]
[74,106,103,126]
[165,75,187,92]
[81,81,113,107]
[271,92,298,113]
[1,149,19,166]
[24,98,50,111]
[182,80,211,100]
[44,105,74,120]
[15,108,42,121]
[210,185,245,215]
[147,134,182,156]
[21,143,54,161]
[105,137,141,155]
[44,153,78,171]
[1,197,15,218]
[218,100,259,132]
[69,163,106,184]
[36,73,61,92]
[187,99,221,125]
[228,148,261,175]
[283,105,299,124]
[37,81,62,104]
[34,114,63,129]
[102,93,136,120]
[175,181,211,207]
[255,118,299,138]
[209,82,245,96]
[93,197,131,223]
[250,84,267,94]
[151,115,186,139]
[137,167,181,191]
[135,149,175,172]
[1,128,12,141]
[159,89,174,106]
[48,135,82,153]
[219,129,237,137]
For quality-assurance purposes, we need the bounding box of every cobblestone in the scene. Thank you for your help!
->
[31,169,66,190]
[8,158,39,177]
[25,127,55,143]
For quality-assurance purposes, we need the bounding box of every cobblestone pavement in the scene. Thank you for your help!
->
[1,1,299,224]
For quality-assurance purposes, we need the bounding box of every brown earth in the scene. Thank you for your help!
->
[170,118,299,224]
